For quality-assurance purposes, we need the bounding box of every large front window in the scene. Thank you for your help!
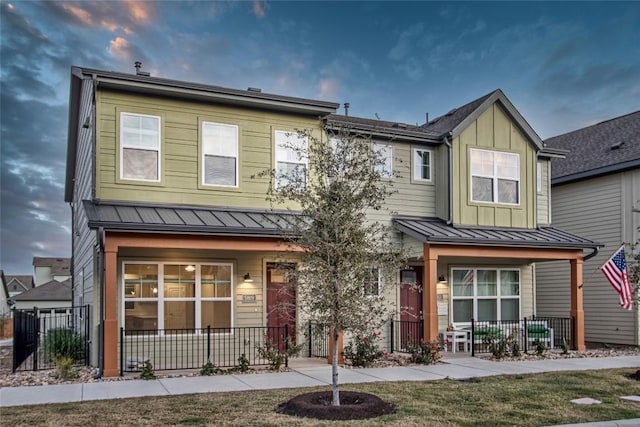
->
[123,262,233,335]
[451,268,520,324]
[470,148,519,204]
[120,112,161,181]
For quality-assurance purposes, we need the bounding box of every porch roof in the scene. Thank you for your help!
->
[83,200,299,238]
[393,217,600,250]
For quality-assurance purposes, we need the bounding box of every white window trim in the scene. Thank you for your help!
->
[119,112,161,182]
[413,148,433,182]
[450,267,521,325]
[470,148,520,205]
[374,143,393,178]
[122,261,234,337]
[364,268,381,297]
[201,121,239,188]
[536,161,542,193]
[275,130,308,189]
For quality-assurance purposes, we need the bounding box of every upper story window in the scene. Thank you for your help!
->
[374,144,392,178]
[413,148,433,182]
[470,148,519,205]
[536,161,542,193]
[120,112,161,182]
[364,268,380,296]
[202,122,238,187]
[275,130,308,189]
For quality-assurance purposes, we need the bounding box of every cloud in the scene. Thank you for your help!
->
[388,23,424,61]
[108,36,131,60]
[252,1,267,19]
[318,78,340,99]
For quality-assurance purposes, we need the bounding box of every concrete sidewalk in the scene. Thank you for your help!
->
[1,354,639,425]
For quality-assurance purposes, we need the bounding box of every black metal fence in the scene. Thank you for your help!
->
[389,319,424,353]
[307,322,329,358]
[120,325,289,374]
[469,316,573,356]
[13,305,91,372]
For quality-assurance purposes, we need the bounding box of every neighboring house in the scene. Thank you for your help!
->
[4,275,34,297]
[65,65,598,376]
[10,279,72,312]
[536,111,640,346]
[0,270,11,317]
[33,257,71,286]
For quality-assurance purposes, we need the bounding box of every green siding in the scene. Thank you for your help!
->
[95,90,322,209]
[453,104,537,228]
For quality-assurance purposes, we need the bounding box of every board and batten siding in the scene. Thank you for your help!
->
[452,104,537,229]
[71,79,100,366]
[95,90,323,209]
[536,160,551,226]
[536,171,638,345]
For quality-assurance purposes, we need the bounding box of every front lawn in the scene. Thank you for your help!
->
[3,368,639,426]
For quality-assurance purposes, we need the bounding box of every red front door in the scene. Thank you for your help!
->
[400,268,423,347]
[266,263,296,343]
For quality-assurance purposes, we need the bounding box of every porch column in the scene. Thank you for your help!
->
[423,244,439,342]
[103,243,119,377]
[570,258,586,351]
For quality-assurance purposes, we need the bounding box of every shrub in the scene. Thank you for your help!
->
[405,338,442,365]
[140,360,156,380]
[343,332,383,367]
[561,338,570,354]
[484,334,520,359]
[200,360,220,376]
[54,356,77,380]
[534,339,547,356]
[236,353,250,372]
[256,335,303,370]
[43,328,85,362]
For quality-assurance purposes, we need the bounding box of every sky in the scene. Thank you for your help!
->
[1,1,639,275]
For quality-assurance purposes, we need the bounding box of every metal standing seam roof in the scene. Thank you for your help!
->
[393,217,600,250]
[83,201,301,237]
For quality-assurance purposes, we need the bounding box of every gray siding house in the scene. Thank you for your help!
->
[536,111,640,346]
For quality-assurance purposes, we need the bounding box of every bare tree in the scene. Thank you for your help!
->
[259,125,405,406]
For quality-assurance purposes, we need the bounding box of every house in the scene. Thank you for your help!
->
[0,270,10,318]
[536,111,640,346]
[65,65,598,377]
[33,257,71,286]
[10,279,72,312]
[4,275,33,297]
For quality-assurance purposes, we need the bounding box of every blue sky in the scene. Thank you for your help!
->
[1,1,639,274]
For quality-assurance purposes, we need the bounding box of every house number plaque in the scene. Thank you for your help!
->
[242,295,257,303]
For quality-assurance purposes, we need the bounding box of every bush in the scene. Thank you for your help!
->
[140,360,156,380]
[43,328,85,362]
[561,338,570,354]
[534,339,547,356]
[343,332,383,367]
[256,335,303,370]
[236,353,250,372]
[405,338,442,365]
[54,356,77,380]
[484,333,521,359]
[200,360,221,376]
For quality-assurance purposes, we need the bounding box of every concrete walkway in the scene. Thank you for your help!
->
[1,354,639,426]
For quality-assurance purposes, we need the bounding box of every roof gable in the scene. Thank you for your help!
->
[421,89,543,150]
[10,280,71,301]
[5,275,33,291]
[546,111,640,184]
[33,257,71,276]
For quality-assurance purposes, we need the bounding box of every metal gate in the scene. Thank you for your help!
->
[12,305,91,372]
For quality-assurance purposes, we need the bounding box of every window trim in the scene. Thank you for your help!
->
[201,121,239,188]
[450,267,521,325]
[470,148,520,205]
[536,161,542,193]
[119,112,162,183]
[121,261,234,337]
[412,147,433,183]
[364,267,381,297]
[274,129,308,189]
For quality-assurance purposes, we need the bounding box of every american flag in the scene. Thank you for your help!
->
[462,269,474,287]
[601,245,634,311]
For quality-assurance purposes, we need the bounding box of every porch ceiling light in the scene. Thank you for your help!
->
[185,265,196,272]
[244,273,253,282]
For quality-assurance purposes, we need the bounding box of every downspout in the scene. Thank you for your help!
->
[444,133,453,224]
[583,246,600,262]
[69,202,75,329]
[97,226,105,378]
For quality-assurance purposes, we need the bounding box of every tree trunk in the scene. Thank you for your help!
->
[331,327,340,406]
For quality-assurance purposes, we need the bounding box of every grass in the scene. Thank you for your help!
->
[2,369,639,426]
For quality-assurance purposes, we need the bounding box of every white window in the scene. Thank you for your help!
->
[123,262,233,335]
[202,122,238,187]
[275,130,308,189]
[120,112,161,181]
[470,148,519,204]
[364,268,380,296]
[374,144,392,177]
[451,268,520,324]
[413,148,433,182]
[536,161,542,193]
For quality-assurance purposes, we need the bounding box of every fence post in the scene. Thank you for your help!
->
[523,317,528,353]
[308,323,312,357]
[390,318,395,354]
[207,325,211,362]
[284,324,289,368]
[33,307,39,371]
[119,327,124,376]
[471,318,475,357]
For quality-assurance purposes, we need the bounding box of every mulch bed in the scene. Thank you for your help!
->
[277,390,396,420]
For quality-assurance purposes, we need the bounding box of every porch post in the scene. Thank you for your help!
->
[423,244,439,342]
[570,258,586,351]
[103,241,119,377]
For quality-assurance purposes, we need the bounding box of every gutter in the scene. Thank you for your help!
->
[444,133,453,225]
[583,246,600,261]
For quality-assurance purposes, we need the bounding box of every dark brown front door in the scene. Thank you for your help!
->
[400,268,423,347]
[266,263,296,343]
